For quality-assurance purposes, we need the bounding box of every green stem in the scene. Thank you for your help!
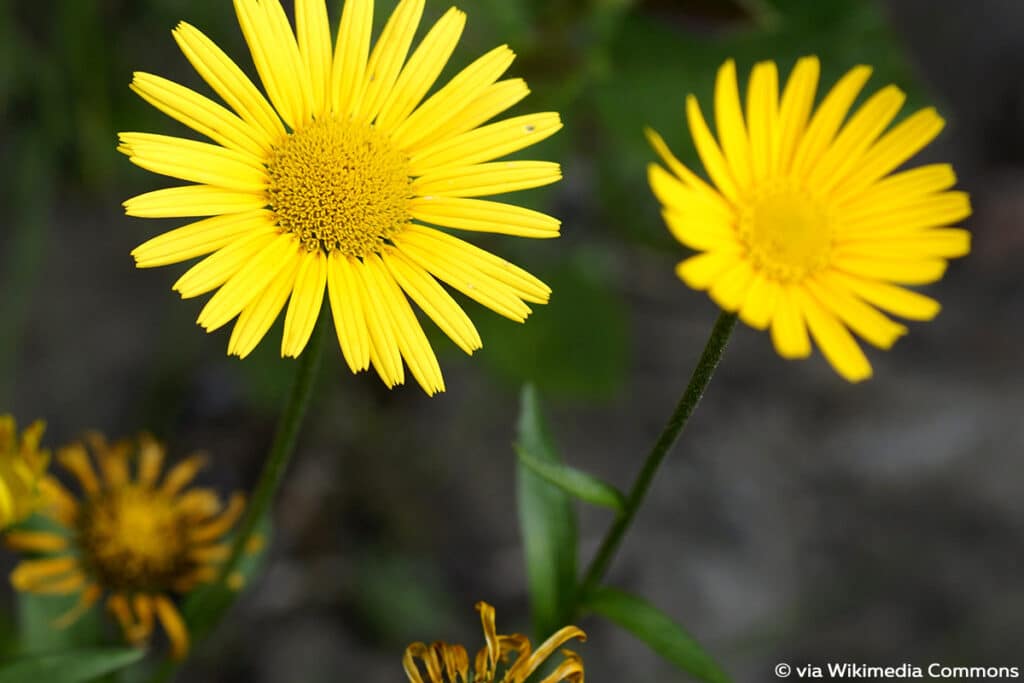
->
[578,311,737,601]
[149,317,326,682]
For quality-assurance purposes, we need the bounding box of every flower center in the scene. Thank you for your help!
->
[77,487,192,592]
[738,183,833,282]
[266,115,412,257]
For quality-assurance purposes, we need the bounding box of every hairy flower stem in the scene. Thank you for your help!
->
[150,314,326,682]
[577,311,737,605]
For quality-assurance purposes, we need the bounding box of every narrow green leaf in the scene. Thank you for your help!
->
[516,384,578,639]
[583,586,730,683]
[0,648,144,683]
[516,446,626,512]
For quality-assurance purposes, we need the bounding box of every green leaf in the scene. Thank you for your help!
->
[515,385,578,640]
[583,586,730,683]
[516,446,626,512]
[0,648,144,683]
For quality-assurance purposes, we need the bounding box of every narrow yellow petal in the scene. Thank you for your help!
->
[408,197,560,239]
[708,261,756,311]
[674,250,740,291]
[412,161,560,198]
[355,258,405,387]
[647,162,734,224]
[382,247,482,355]
[686,94,739,202]
[132,210,276,268]
[330,0,373,115]
[409,112,562,176]
[11,556,80,590]
[829,272,941,321]
[355,0,425,122]
[296,0,331,113]
[4,531,68,553]
[797,288,873,382]
[366,255,445,395]
[326,253,372,373]
[837,257,948,285]
[791,65,872,177]
[393,45,515,150]
[194,232,299,330]
[53,583,101,628]
[28,571,86,595]
[737,275,780,331]
[660,206,735,252]
[509,625,586,681]
[233,0,311,129]
[154,595,190,660]
[394,233,533,321]
[644,128,733,217]
[172,227,279,299]
[119,132,267,192]
[57,444,100,496]
[412,78,530,151]
[160,454,207,497]
[172,22,285,140]
[837,164,957,214]
[809,85,906,193]
[833,107,945,202]
[774,56,820,175]
[746,60,779,181]
[840,191,972,238]
[228,255,301,358]
[189,493,245,543]
[130,72,271,157]
[281,250,327,357]
[376,8,465,131]
[401,225,551,303]
[136,435,165,488]
[714,59,752,189]
[770,285,812,359]
[124,185,267,219]
[807,276,907,349]
[837,228,971,261]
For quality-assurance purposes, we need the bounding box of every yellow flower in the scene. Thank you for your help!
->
[403,601,586,683]
[648,57,971,381]
[0,414,50,530]
[4,432,245,660]
[119,0,562,396]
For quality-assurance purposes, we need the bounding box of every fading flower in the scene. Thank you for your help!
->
[5,432,245,659]
[120,0,563,395]
[0,414,50,531]
[404,601,585,683]
[648,57,971,381]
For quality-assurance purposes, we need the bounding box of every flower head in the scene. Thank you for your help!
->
[403,601,585,683]
[648,57,971,381]
[4,432,245,659]
[120,0,563,395]
[0,414,50,530]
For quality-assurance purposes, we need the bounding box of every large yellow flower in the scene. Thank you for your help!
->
[0,414,50,530]
[5,433,246,660]
[404,601,585,683]
[648,57,971,381]
[120,0,562,395]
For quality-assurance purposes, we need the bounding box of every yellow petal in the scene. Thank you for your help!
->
[382,247,482,355]
[375,7,465,131]
[644,128,733,217]
[124,185,267,219]
[708,261,756,311]
[119,132,267,192]
[686,94,739,202]
[330,0,373,115]
[674,251,740,291]
[154,595,190,660]
[840,191,972,238]
[355,0,425,122]
[413,78,531,151]
[172,22,285,140]
[4,531,68,553]
[738,275,780,331]
[408,197,560,239]
[714,59,752,189]
[774,56,820,175]
[229,251,301,359]
[326,253,372,373]
[837,164,957,214]
[130,72,271,157]
[394,45,515,150]
[836,228,971,261]
[296,0,331,113]
[806,275,907,349]
[837,257,948,285]
[412,161,561,198]
[172,227,279,299]
[354,259,405,387]
[770,285,811,359]
[746,60,779,181]
[797,288,873,382]
[281,250,327,357]
[409,112,562,176]
[790,65,872,177]
[829,272,941,321]
[132,210,276,268]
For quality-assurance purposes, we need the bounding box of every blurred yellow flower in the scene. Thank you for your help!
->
[403,601,585,683]
[648,57,971,381]
[0,414,50,530]
[5,433,245,660]
[120,0,562,395]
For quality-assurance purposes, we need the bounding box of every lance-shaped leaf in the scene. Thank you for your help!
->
[516,445,625,512]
